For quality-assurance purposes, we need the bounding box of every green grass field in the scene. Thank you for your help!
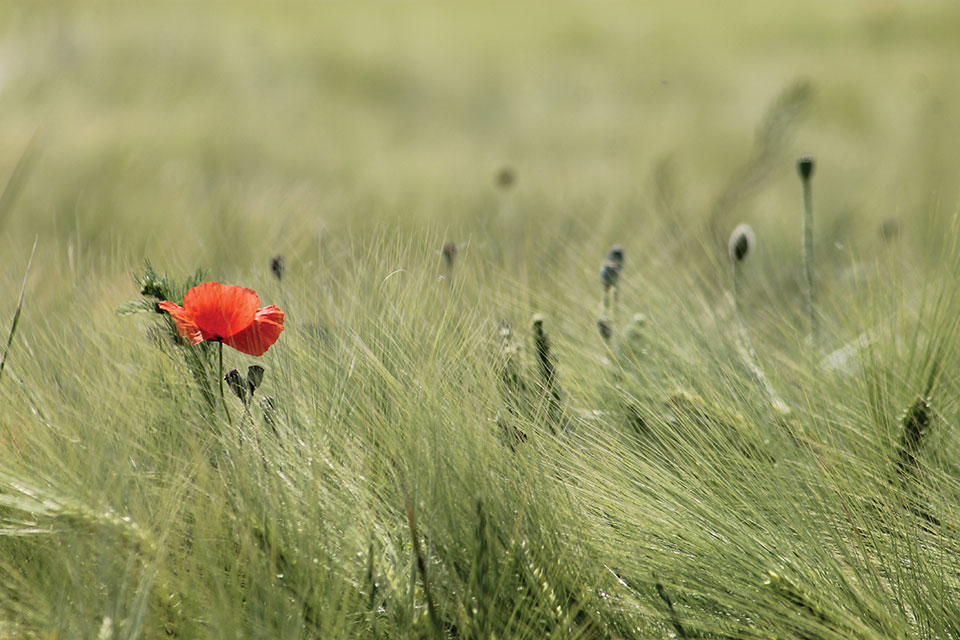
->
[2,1,960,637]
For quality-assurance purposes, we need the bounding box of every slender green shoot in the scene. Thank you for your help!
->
[0,236,38,387]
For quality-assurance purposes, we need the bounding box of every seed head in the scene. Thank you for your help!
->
[441,242,458,267]
[246,365,265,394]
[728,224,755,263]
[495,166,516,189]
[597,318,612,342]
[796,155,815,181]
[270,254,285,281]
[224,369,246,402]
[606,245,624,269]
[600,260,620,290]
[260,395,278,427]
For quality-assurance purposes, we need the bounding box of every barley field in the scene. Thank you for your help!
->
[2,1,960,638]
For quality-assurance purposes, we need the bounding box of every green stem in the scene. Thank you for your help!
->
[732,264,791,417]
[218,341,233,427]
[802,177,818,341]
[733,261,743,320]
[0,236,37,388]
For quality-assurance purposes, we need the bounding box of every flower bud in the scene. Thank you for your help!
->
[796,155,815,181]
[531,313,545,333]
[600,260,620,289]
[224,369,246,402]
[441,242,458,267]
[270,254,285,281]
[597,318,612,342]
[728,224,755,263]
[495,166,516,189]
[246,365,265,394]
[606,245,624,269]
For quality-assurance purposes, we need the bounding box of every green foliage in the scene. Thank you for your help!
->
[120,261,220,409]
[1,1,960,638]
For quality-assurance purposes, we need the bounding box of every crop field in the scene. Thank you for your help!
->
[2,1,960,638]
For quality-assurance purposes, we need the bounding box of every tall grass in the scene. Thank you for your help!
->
[0,217,957,638]
[1,1,960,637]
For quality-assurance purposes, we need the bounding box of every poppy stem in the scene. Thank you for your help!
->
[218,341,233,427]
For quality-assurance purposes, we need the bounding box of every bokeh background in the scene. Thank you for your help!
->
[2,0,960,311]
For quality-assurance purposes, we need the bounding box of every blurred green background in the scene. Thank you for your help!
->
[2,0,960,303]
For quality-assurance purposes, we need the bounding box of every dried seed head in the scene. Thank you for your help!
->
[495,166,516,189]
[246,365,265,394]
[897,395,932,476]
[531,313,545,335]
[597,318,612,342]
[260,395,277,426]
[796,155,815,181]
[606,245,624,269]
[270,254,285,281]
[600,260,620,290]
[441,242,458,267]
[224,369,246,402]
[728,224,755,263]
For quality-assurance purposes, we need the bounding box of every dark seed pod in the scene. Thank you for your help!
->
[531,314,558,391]
[270,254,285,281]
[597,318,612,342]
[896,395,932,477]
[224,369,246,402]
[441,242,458,267]
[796,155,815,181]
[600,260,620,290]
[495,166,516,189]
[246,365,265,394]
[728,224,755,263]
[606,245,624,269]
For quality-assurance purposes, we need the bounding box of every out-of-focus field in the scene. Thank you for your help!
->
[2,2,960,638]
[3,1,960,279]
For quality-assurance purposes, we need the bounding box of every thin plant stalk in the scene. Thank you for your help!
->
[0,235,38,387]
[799,156,818,341]
[598,250,622,345]
[406,499,442,638]
[218,341,233,427]
[732,260,744,319]
[728,224,791,417]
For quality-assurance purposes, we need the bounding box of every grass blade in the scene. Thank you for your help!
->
[0,235,38,386]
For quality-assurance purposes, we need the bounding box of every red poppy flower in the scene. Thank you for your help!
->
[158,282,284,356]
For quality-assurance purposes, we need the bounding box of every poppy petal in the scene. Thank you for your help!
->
[183,282,260,340]
[224,305,284,356]
[157,301,203,344]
